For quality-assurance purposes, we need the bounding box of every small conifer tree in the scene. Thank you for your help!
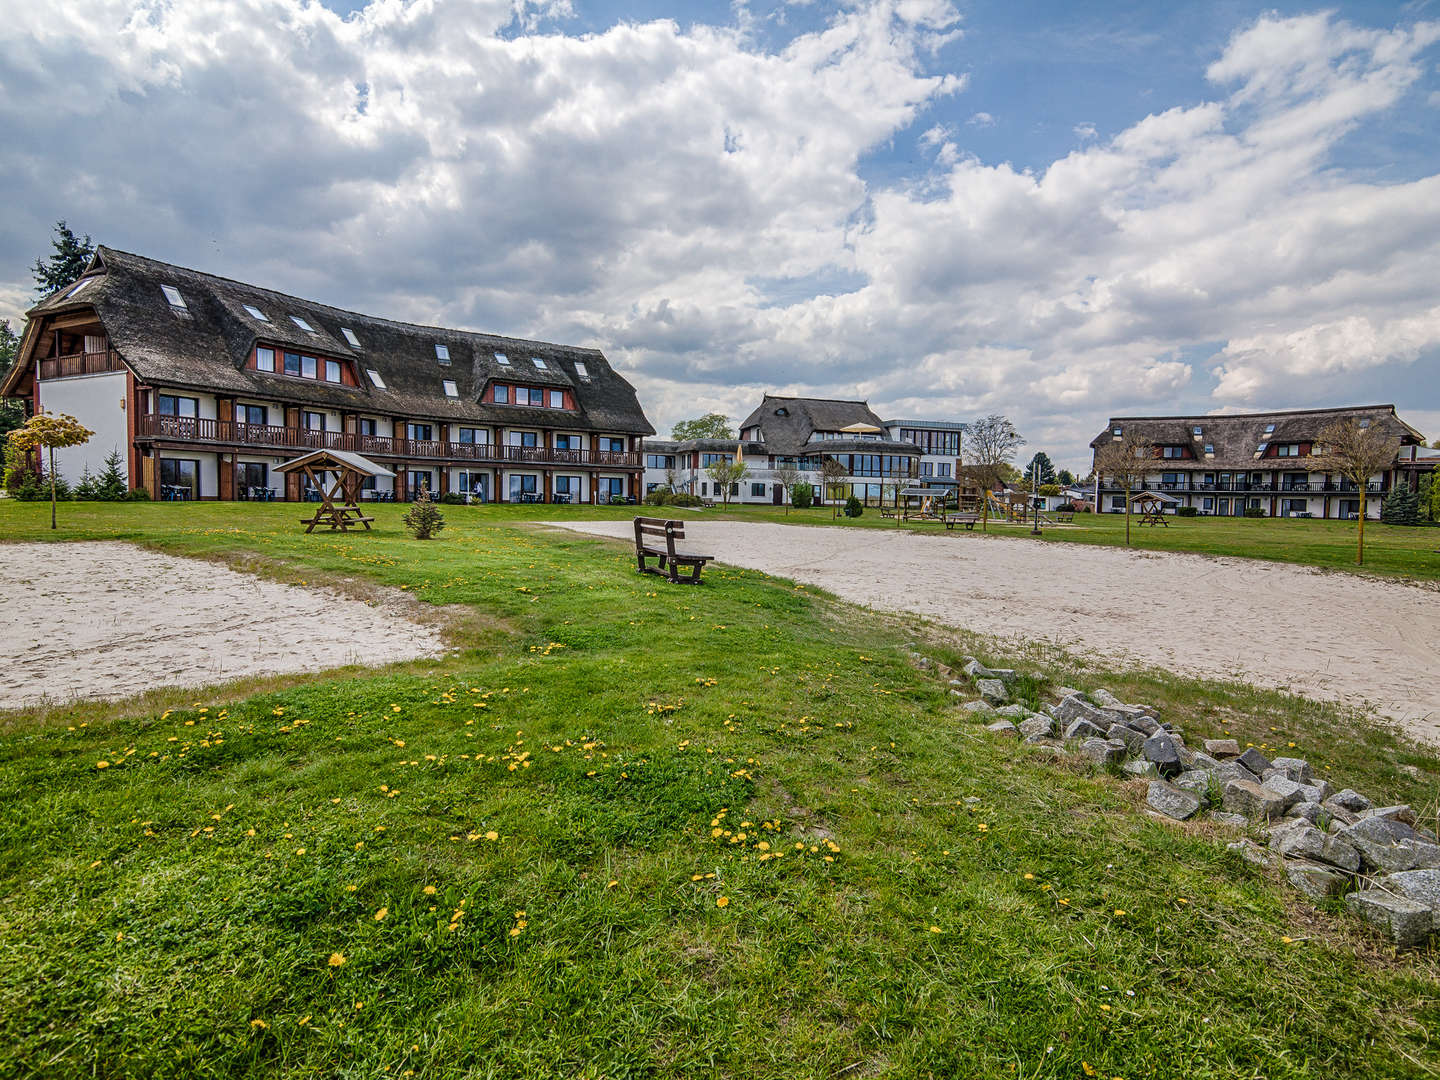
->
[96,449,128,500]
[403,483,445,540]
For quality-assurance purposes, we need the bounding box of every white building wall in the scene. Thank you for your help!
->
[36,372,130,483]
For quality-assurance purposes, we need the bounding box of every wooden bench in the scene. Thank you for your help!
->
[879,507,898,519]
[633,517,714,585]
[943,513,980,531]
[1055,509,1074,523]
[700,499,716,509]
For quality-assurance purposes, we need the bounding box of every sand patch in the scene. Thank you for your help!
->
[551,520,1440,744]
[0,541,446,710]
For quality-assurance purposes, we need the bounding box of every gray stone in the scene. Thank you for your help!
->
[1203,738,1241,758]
[1345,889,1435,948]
[1147,781,1202,821]
[1258,776,1306,813]
[1227,839,1277,868]
[1408,841,1440,870]
[1106,723,1145,755]
[1091,688,1124,709]
[1269,822,1361,873]
[1018,716,1057,739]
[1285,802,1326,826]
[1236,748,1273,776]
[1211,812,1250,827]
[1222,779,1287,821]
[1212,760,1260,787]
[994,704,1030,720]
[1294,780,1330,804]
[1142,733,1183,779]
[987,668,1019,684]
[986,720,1019,739]
[1323,804,1359,828]
[1173,770,1215,801]
[963,659,992,680]
[961,699,995,717]
[1285,859,1351,900]
[1268,756,1313,783]
[1064,718,1105,741]
[1129,715,1162,736]
[1044,703,1061,719]
[977,679,1009,705]
[1055,694,1120,728]
[1080,737,1125,766]
[1340,817,1426,873]
[1383,869,1440,912]
[1190,751,1223,771]
[1360,805,1417,827]
[1054,686,1083,700]
[1028,744,1068,759]
[1121,760,1159,779]
[1326,789,1371,814]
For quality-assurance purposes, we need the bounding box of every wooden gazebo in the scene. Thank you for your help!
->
[899,486,951,520]
[1130,489,1178,527]
[274,449,393,533]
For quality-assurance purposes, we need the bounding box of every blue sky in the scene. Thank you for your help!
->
[2,0,1438,469]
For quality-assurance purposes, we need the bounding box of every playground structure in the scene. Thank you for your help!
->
[274,449,392,533]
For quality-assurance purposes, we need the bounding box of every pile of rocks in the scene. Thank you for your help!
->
[951,656,1440,948]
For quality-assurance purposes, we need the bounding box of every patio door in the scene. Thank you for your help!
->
[1218,498,1230,516]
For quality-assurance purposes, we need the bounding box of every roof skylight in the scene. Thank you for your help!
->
[494,351,511,365]
[574,360,589,379]
[341,327,361,348]
[1192,426,1202,436]
[1264,423,1276,434]
[435,344,450,363]
[367,369,386,389]
[161,284,187,310]
[442,379,459,397]
[243,304,269,322]
[532,357,548,370]
[290,315,316,332]
[67,277,95,298]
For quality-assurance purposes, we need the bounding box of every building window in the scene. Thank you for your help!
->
[495,352,510,365]
[1192,426,1203,436]
[494,385,509,404]
[574,361,589,379]
[435,344,450,363]
[1203,444,1214,454]
[509,474,538,499]
[325,359,342,383]
[556,434,575,451]
[408,423,434,441]
[700,482,708,496]
[601,437,626,453]
[700,453,728,466]
[750,483,766,497]
[358,418,377,437]
[159,458,199,497]
[1111,495,1124,509]
[341,327,361,348]
[605,477,626,498]
[158,394,198,417]
[443,379,459,397]
[290,315,315,332]
[244,304,268,321]
[237,461,268,494]
[549,390,563,409]
[516,431,538,448]
[236,404,266,426]
[555,475,578,495]
[301,355,317,378]
[302,411,326,432]
[457,427,485,444]
[532,357,548,370]
[366,368,385,389]
[161,285,187,310]
[409,471,434,497]
[256,347,275,372]
[937,462,951,477]
[284,351,301,376]
[1162,446,1185,458]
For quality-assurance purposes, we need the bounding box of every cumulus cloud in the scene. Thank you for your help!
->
[0,3,1436,466]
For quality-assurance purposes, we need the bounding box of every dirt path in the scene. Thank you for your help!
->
[552,519,1440,743]
[0,542,446,711]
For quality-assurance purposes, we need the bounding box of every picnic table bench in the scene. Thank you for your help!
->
[879,506,898,519]
[633,517,713,585]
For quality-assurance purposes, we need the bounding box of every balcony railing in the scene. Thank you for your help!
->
[1099,477,1385,494]
[137,415,641,468]
[38,350,124,379]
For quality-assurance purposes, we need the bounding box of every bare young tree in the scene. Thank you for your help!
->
[963,415,1024,531]
[1306,418,1400,565]
[1093,431,1154,547]
[774,463,801,515]
[819,456,849,518]
[705,459,749,505]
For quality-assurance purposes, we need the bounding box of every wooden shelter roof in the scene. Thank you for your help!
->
[272,448,395,478]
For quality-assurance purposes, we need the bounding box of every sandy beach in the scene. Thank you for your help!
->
[553,519,1440,743]
[0,542,446,711]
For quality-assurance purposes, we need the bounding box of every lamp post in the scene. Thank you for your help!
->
[1030,458,1042,536]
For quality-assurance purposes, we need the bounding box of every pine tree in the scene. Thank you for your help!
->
[1381,484,1418,526]
[96,449,128,500]
[74,466,100,501]
[32,222,95,297]
[403,483,446,540]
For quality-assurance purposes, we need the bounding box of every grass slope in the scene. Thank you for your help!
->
[1,502,1437,1079]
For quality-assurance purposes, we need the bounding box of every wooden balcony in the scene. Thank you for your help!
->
[38,350,124,379]
[136,414,642,468]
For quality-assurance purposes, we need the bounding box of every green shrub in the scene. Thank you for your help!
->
[1242,506,1265,518]
[791,482,813,509]
[843,495,864,518]
[1175,506,1199,517]
[403,486,445,539]
[125,487,152,501]
[439,492,469,505]
[1381,485,1419,526]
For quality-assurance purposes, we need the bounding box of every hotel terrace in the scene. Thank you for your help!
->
[1088,405,1431,519]
[1,248,654,503]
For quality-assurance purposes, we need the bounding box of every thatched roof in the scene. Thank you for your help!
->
[738,394,920,456]
[11,247,653,435]
[1089,405,1422,471]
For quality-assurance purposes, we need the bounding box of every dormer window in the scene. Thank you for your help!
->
[324,359,342,383]
[435,344,451,364]
[495,352,510,365]
[574,361,589,379]
[1358,419,1371,429]
[341,327,361,348]
[532,357,548,370]
[1112,426,1122,436]
[244,304,268,322]
[1204,444,1215,454]
[290,315,316,332]
[161,284,187,310]
[1264,423,1276,434]
[775,407,789,417]
[443,379,459,397]
[366,369,386,389]
[1192,426,1202,436]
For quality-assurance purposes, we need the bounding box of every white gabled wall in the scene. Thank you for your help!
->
[36,372,130,483]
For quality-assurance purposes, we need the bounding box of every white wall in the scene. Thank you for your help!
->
[37,372,129,483]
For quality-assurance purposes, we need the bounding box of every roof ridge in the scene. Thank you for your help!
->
[95,246,604,356]
[1104,404,1396,422]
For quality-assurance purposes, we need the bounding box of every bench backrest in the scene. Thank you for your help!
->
[634,516,685,547]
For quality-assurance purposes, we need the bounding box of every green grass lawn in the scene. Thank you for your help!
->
[2,501,1438,1079]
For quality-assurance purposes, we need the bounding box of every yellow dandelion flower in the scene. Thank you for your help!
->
[484,830,499,841]
[423,885,437,896]
[607,880,618,888]
[96,761,110,770]
[374,907,388,921]
[328,952,346,967]
[1023,873,1035,880]
[251,1019,268,1030]
[1114,909,1126,916]
[928,926,941,934]
[716,896,729,908]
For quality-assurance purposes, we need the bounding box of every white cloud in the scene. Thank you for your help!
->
[0,4,1437,470]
